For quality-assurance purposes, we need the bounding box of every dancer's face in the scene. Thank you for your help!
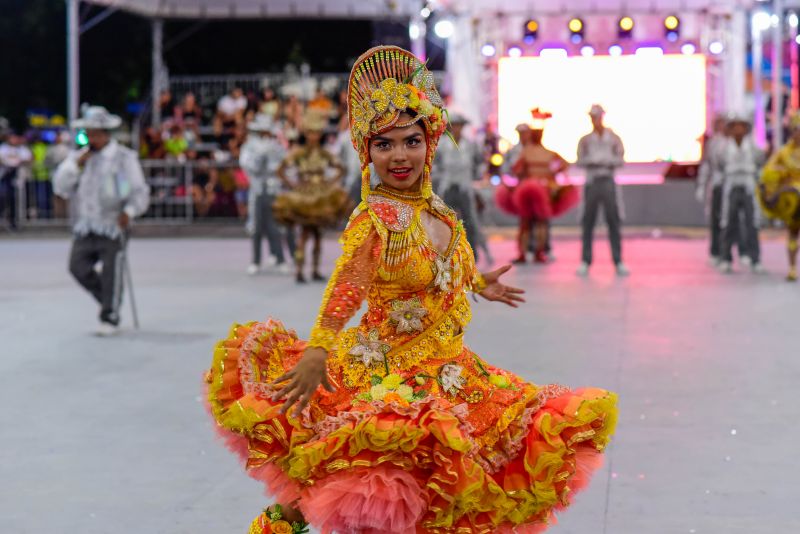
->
[369,113,427,192]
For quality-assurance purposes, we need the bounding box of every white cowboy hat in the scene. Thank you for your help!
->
[247,114,280,135]
[725,111,752,125]
[72,105,122,130]
[588,104,606,117]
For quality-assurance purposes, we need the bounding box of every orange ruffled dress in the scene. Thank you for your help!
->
[206,189,618,534]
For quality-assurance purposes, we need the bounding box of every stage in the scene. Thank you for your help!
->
[1,232,798,533]
[481,162,707,227]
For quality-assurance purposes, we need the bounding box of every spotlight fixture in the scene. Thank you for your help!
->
[618,16,634,39]
[409,22,421,40]
[580,45,596,57]
[569,17,585,44]
[709,41,724,55]
[481,43,496,57]
[434,19,454,39]
[523,19,539,44]
[507,45,523,58]
[752,11,771,33]
[664,15,680,42]
[608,44,623,56]
[680,42,697,55]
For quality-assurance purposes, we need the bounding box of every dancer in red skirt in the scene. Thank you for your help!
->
[496,109,579,263]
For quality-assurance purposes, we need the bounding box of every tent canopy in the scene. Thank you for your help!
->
[84,0,756,19]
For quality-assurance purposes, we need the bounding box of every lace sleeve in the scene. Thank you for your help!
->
[307,210,382,351]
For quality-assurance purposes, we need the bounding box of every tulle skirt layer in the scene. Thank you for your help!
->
[495,180,579,221]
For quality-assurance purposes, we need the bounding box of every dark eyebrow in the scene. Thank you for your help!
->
[371,132,423,144]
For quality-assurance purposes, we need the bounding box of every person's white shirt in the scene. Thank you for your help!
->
[217,94,247,117]
[0,143,33,169]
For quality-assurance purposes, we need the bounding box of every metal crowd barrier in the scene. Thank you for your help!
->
[13,159,245,228]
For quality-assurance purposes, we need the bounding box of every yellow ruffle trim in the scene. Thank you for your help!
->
[206,320,618,533]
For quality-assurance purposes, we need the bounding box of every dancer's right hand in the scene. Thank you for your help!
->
[270,347,335,418]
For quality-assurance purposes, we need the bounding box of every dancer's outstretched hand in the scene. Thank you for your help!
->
[478,265,526,308]
[270,347,335,418]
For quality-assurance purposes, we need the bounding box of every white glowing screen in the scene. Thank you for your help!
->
[498,54,706,163]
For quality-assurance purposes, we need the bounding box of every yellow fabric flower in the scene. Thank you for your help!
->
[418,99,434,117]
[371,78,411,115]
[489,374,511,388]
[351,99,376,138]
[370,384,388,401]
[382,373,404,390]
[397,384,414,401]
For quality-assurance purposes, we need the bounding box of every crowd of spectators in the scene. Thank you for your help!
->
[139,84,354,220]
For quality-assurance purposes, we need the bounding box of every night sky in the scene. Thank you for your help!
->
[2,1,442,130]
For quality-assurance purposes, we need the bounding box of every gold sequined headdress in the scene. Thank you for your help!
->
[348,45,448,201]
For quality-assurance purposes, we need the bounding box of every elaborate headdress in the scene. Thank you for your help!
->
[348,45,448,201]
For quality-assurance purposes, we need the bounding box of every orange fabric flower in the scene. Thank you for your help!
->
[270,520,293,534]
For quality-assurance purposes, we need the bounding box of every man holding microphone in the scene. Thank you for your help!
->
[54,106,150,335]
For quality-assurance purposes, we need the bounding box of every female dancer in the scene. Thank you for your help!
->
[206,46,617,534]
[496,109,578,264]
[760,113,800,281]
[274,110,350,283]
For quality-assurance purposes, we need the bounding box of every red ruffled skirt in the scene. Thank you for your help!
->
[495,179,579,220]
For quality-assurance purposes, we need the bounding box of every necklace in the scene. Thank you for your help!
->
[375,185,425,202]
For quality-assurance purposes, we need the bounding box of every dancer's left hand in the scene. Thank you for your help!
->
[479,265,525,308]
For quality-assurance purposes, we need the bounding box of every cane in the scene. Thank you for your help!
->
[120,232,140,330]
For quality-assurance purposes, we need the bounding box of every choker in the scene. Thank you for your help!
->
[375,185,425,202]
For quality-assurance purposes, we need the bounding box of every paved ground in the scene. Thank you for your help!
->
[2,231,798,534]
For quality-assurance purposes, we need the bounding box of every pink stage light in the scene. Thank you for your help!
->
[497,55,706,163]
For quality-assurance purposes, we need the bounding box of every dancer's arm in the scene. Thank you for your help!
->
[272,211,382,415]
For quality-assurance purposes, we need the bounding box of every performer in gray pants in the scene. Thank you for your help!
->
[576,105,628,276]
[241,115,294,275]
[717,114,765,274]
[53,106,150,335]
[432,112,491,263]
[696,115,745,265]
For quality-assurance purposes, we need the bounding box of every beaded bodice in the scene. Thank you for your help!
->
[308,188,484,390]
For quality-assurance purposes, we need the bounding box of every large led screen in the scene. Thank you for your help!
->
[497,54,706,163]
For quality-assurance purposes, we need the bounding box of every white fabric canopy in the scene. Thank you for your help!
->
[82,0,420,19]
[84,0,758,19]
